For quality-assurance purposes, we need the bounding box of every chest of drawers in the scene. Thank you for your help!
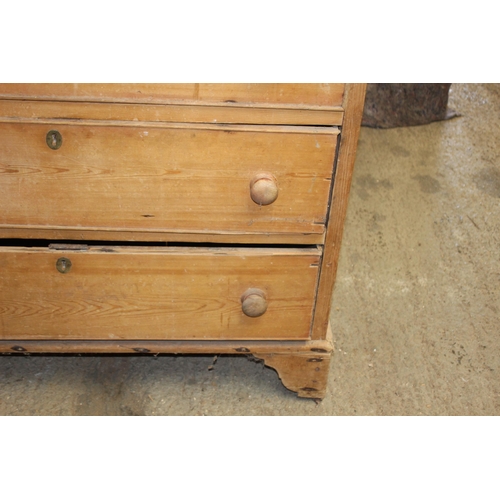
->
[0,84,366,399]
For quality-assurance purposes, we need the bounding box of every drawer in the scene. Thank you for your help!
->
[0,83,345,107]
[0,121,338,236]
[0,245,321,341]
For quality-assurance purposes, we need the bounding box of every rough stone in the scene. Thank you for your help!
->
[362,83,456,128]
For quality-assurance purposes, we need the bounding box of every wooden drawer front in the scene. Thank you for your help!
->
[0,121,337,236]
[0,246,321,341]
[0,99,344,126]
[0,83,345,107]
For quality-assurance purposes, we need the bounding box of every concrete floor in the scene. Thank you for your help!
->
[1,83,499,416]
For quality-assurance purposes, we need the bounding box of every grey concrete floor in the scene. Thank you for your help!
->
[1,83,499,416]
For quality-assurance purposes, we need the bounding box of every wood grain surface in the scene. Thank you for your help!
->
[0,121,337,236]
[254,351,331,398]
[0,99,344,126]
[0,324,333,354]
[0,246,321,341]
[311,84,367,339]
[0,83,364,401]
[0,83,345,107]
[0,227,325,245]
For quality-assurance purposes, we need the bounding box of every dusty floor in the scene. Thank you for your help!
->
[1,83,499,416]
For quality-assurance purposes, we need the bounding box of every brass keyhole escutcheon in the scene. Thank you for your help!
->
[56,257,72,274]
[46,130,62,150]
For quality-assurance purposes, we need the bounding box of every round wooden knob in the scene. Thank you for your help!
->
[241,288,268,318]
[250,174,278,206]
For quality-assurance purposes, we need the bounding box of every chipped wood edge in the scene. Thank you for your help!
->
[253,351,331,399]
[252,323,333,399]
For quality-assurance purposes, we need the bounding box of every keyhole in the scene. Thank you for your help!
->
[56,257,72,273]
[46,130,62,150]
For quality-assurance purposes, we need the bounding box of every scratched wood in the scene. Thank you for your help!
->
[0,83,345,108]
[0,99,344,126]
[0,323,333,355]
[254,351,331,398]
[251,323,333,398]
[0,246,321,341]
[0,83,363,399]
[0,121,337,236]
[311,84,367,340]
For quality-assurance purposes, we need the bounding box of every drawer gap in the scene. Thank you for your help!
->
[0,238,320,250]
[0,238,168,249]
[155,241,319,250]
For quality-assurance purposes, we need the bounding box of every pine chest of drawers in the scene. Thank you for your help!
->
[0,84,366,399]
